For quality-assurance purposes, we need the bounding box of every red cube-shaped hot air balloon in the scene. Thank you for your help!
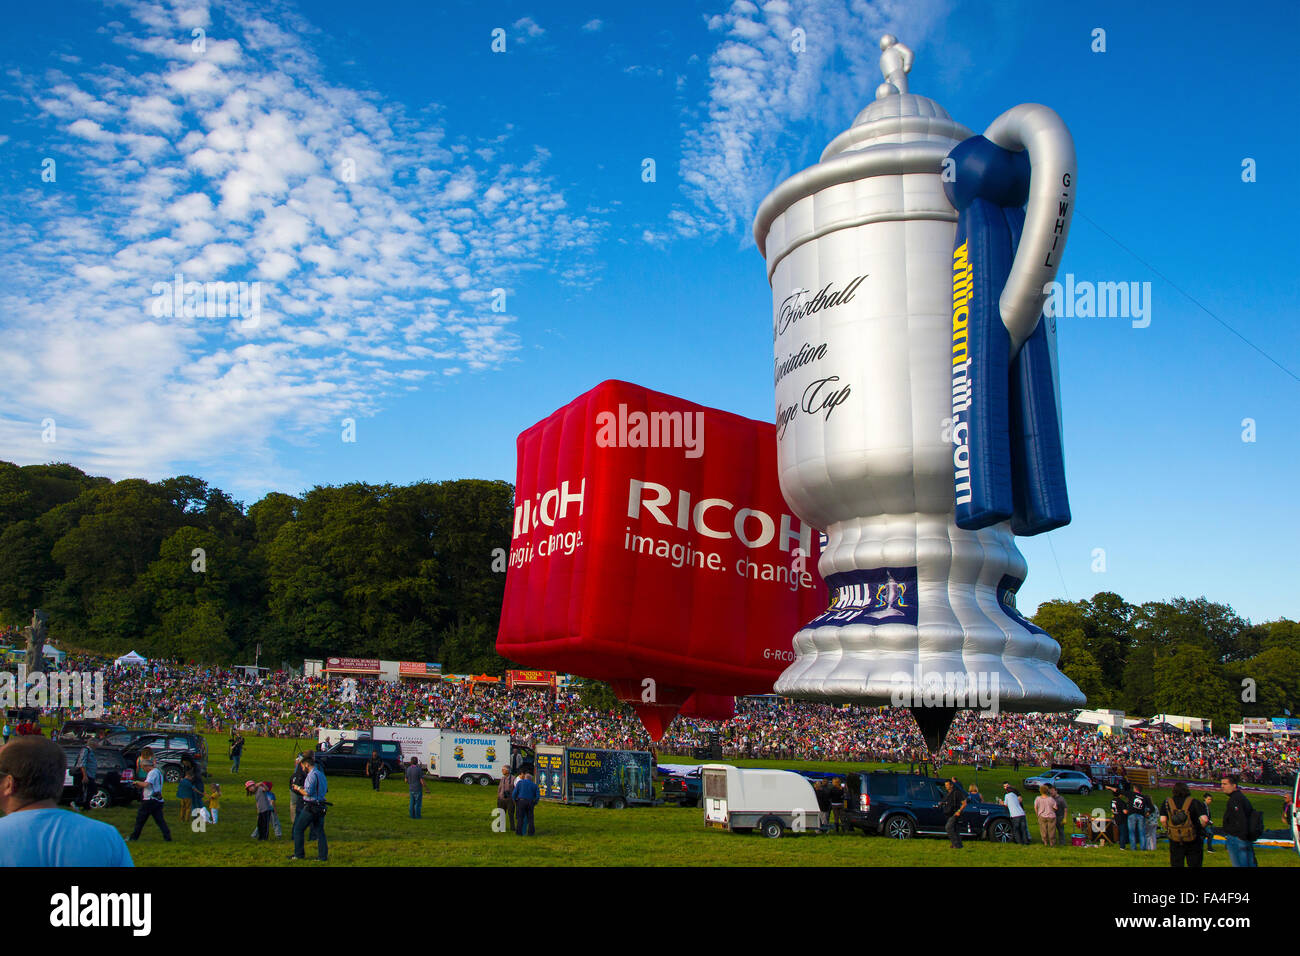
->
[496,380,826,739]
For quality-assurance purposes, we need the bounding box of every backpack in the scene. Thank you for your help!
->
[1247,808,1265,842]
[1166,797,1196,843]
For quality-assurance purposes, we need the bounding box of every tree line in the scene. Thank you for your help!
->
[2,460,1296,727]
[1037,593,1299,730]
[0,461,511,673]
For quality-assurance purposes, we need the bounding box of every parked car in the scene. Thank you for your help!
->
[313,738,405,778]
[57,719,127,741]
[100,728,162,749]
[59,743,140,810]
[662,767,704,807]
[117,732,209,782]
[1022,769,1094,795]
[839,770,1016,841]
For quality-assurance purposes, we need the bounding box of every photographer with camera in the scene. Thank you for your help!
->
[289,751,328,861]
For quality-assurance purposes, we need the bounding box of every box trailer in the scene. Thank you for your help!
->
[534,746,655,808]
[700,764,828,838]
[371,726,514,785]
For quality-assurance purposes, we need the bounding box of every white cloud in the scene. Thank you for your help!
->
[0,0,605,495]
[675,0,951,238]
[513,17,546,43]
[582,19,603,32]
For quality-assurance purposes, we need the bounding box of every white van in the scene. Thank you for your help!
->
[700,764,828,838]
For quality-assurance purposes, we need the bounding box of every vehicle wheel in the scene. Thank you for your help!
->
[987,819,1014,843]
[90,787,113,810]
[591,798,606,809]
[884,815,916,840]
[477,775,491,786]
[163,765,182,783]
[611,796,627,809]
[1080,786,1091,796]
[462,775,476,785]
[760,817,784,839]
[684,797,698,808]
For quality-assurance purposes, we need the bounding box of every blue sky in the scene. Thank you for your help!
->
[1,0,1296,623]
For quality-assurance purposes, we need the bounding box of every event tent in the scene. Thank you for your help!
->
[114,650,148,666]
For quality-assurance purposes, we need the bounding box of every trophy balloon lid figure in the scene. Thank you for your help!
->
[754,37,1085,759]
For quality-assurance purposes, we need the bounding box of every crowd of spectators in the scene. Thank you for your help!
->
[34,655,1300,784]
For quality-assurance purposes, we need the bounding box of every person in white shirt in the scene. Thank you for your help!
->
[128,749,172,842]
[1000,782,1029,845]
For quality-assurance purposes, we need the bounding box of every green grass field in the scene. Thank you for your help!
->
[87,734,1299,867]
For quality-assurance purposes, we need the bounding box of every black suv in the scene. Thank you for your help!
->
[313,738,404,778]
[116,732,209,782]
[57,720,127,741]
[839,771,1015,841]
[59,743,140,810]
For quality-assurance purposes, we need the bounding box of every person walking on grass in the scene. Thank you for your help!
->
[1000,783,1029,845]
[497,766,516,832]
[1108,784,1130,850]
[229,733,244,774]
[513,769,540,837]
[1144,790,1159,850]
[250,781,273,840]
[1201,793,1215,852]
[1220,775,1257,868]
[1034,784,1058,846]
[289,751,328,862]
[289,753,307,825]
[1161,781,1209,868]
[941,778,966,849]
[405,757,426,819]
[176,768,197,825]
[1050,786,1068,846]
[366,749,385,791]
[71,739,98,812]
[206,782,221,825]
[128,750,172,843]
[1128,785,1151,851]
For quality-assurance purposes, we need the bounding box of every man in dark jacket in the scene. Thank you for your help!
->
[1220,775,1257,867]
[940,778,966,849]
[366,751,385,791]
[1108,785,1131,850]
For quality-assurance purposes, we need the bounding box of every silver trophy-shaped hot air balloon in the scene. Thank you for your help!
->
[755,37,1085,752]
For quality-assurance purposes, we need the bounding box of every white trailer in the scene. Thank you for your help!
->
[371,726,510,786]
[700,764,828,838]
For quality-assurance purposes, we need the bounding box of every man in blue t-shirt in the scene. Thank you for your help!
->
[512,770,541,837]
[0,737,133,866]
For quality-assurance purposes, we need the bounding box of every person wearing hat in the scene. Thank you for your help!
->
[246,780,274,840]
[289,751,328,861]
[289,753,308,825]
